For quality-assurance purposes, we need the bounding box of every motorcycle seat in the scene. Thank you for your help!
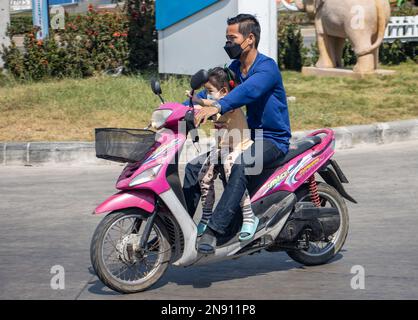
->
[266,135,322,169]
[247,135,322,197]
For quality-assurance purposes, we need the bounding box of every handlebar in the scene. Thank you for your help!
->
[184,108,199,143]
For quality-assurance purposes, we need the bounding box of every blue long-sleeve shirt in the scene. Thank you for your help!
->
[186,52,291,154]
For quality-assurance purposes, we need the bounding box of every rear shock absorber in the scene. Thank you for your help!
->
[309,175,321,207]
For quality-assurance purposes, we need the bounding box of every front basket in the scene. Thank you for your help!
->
[95,128,156,163]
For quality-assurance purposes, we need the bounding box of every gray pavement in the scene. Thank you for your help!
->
[1,140,418,299]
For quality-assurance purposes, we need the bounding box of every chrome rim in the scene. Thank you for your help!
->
[298,191,343,257]
[100,214,164,285]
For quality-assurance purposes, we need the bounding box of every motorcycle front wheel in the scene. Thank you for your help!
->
[90,209,171,293]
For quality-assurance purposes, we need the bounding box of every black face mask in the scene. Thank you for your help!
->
[224,38,248,60]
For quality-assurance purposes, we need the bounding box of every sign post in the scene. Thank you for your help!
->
[32,0,50,40]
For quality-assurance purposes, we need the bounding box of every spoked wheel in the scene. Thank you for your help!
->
[286,182,349,266]
[90,209,171,293]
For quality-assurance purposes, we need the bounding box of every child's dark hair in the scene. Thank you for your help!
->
[208,67,238,91]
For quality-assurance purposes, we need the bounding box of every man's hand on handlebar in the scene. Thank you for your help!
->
[194,106,219,126]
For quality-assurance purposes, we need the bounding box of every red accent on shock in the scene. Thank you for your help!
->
[309,175,321,207]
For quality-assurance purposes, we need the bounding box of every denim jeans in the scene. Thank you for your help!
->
[183,139,285,235]
[207,139,285,235]
[183,152,210,217]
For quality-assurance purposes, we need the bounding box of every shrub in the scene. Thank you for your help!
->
[2,6,130,81]
[3,2,416,81]
[8,15,33,37]
[277,13,307,71]
[306,39,417,67]
[380,40,418,64]
[282,5,418,68]
[2,1,158,81]
[125,0,158,72]
[391,2,418,16]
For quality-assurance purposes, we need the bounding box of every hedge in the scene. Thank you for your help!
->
[2,3,417,81]
[277,11,417,70]
[2,0,156,81]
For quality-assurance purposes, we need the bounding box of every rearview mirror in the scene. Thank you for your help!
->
[190,69,209,91]
[151,78,162,95]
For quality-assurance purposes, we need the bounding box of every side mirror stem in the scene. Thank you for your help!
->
[189,89,195,110]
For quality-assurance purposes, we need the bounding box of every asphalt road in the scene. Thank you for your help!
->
[1,140,418,300]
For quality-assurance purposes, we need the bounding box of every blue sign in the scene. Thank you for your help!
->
[156,0,220,30]
[32,0,49,39]
[49,0,78,4]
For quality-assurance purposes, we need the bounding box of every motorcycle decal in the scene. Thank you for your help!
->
[143,138,180,164]
[258,153,320,197]
[295,157,320,180]
[260,170,290,196]
[259,158,303,196]
[285,154,313,186]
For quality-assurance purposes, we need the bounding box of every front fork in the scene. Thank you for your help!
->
[139,200,160,250]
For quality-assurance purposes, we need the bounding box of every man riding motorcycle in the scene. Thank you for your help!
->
[182,14,292,253]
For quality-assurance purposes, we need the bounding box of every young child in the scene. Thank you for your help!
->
[196,67,259,242]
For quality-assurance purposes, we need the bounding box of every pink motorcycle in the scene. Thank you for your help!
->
[90,70,356,293]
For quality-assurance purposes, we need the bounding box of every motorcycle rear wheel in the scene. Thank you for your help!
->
[286,182,349,266]
[90,209,171,293]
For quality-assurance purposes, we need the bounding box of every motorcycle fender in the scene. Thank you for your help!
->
[318,163,357,204]
[93,190,155,215]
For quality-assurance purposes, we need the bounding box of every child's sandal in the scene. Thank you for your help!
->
[239,216,259,242]
[197,222,207,236]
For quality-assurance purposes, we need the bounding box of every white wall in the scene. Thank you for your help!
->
[158,0,277,75]
[237,0,277,63]
[1,1,11,69]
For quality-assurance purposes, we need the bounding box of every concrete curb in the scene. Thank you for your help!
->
[1,119,417,166]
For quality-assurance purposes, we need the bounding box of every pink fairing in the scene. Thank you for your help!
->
[162,102,191,129]
[116,102,189,195]
[94,190,155,214]
[251,129,335,202]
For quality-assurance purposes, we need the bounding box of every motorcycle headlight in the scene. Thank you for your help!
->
[129,164,163,187]
[151,109,172,130]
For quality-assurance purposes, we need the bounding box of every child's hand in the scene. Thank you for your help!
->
[200,99,215,107]
[185,90,193,98]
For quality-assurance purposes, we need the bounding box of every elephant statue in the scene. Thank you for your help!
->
[281,0,391,74]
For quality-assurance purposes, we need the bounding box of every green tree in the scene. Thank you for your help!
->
[125,0,157,72]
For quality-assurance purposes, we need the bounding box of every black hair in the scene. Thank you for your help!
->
[227,14,261,48]
[208,67,238,91]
